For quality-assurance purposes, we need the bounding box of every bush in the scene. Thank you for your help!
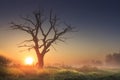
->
[0,55,11,66]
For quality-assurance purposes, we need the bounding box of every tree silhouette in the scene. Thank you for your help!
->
[0,55,11,66]
[10,9,74,68]
[105,52,120,66]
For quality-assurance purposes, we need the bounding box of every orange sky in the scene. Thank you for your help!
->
[0,26,114,66]
[0,0,120,67]
[1,26,120,67]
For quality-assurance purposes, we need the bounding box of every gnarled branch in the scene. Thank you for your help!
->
[10,9,74,56]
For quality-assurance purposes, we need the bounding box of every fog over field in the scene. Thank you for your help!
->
[0,0,120,80]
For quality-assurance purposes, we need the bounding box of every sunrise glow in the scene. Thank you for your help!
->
[25,57,34,65]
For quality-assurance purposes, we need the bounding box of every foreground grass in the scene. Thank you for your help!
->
[0,66,120,80]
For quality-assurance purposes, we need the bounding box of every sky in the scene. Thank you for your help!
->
[0,0,120,65]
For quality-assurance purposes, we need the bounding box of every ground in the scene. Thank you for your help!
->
[0,66,120,80]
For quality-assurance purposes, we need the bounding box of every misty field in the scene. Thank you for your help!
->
[0,66,120,80]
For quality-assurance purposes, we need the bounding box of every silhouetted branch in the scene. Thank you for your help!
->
[10,9,75,67]
[33,10,45,36]
[10,22,34,34]
[18,44,34,48]
[21,16,36,26]
[18,39,33,45]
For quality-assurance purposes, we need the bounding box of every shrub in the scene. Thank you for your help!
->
[0,55,11,66]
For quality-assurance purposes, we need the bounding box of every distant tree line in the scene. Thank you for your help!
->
[86,52,120,67]
[105,52,120,66]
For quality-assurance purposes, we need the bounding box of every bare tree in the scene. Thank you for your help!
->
[10,9,74,68]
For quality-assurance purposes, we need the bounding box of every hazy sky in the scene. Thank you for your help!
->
[0,0,120,65]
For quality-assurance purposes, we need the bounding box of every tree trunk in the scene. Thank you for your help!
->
[36,53,44,68]
[34,48,44,68]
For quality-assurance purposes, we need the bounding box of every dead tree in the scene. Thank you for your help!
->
[10,10,73,68]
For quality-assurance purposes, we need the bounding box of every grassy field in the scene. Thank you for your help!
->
[0,66,120,80]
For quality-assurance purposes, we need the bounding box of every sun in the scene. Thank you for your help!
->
[25,57,34,65]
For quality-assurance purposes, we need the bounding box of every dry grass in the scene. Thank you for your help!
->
[0,66,120,80]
